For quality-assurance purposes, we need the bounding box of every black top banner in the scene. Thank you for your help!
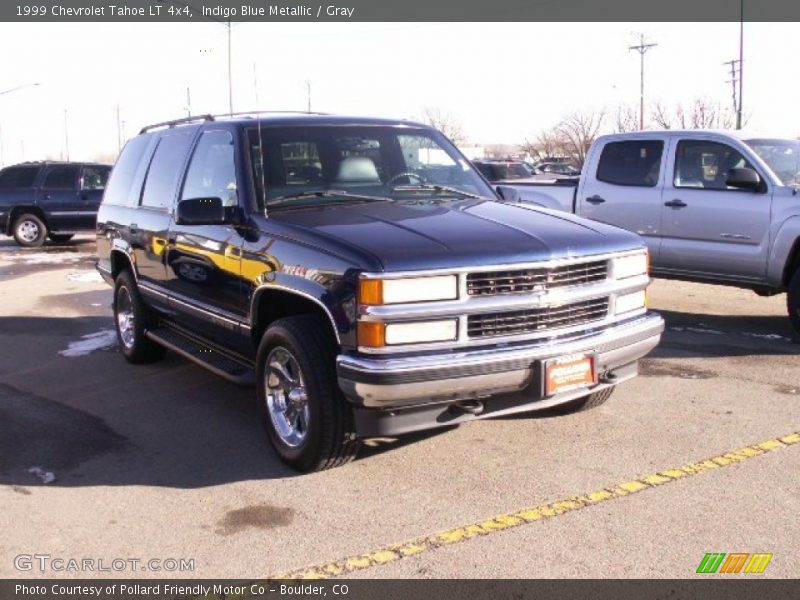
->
[3,0,800,22]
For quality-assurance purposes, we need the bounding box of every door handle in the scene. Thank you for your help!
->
[585,195,605,204]
[664,199,687,208]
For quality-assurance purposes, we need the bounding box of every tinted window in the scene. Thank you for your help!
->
[103,135,153,206]
[181,130,238,206]
[0,166,39,188]
[675,140,756,190]
[141,132,193,209]
[43,165,79,190]
[81,166,110,191]
[596,140,663,187]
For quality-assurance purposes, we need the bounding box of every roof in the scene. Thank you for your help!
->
[139,112,431,134]
[596,129,797,142]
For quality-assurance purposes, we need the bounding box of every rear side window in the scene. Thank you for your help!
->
[103,135,152,206]
[43,165,79,190]
[596,140,664,187]
[141,132,194,209]
[81,166,110,191]
[0,166,39,188]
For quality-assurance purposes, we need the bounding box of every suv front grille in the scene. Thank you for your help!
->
[467,297,609,338]
[466,260,608,296]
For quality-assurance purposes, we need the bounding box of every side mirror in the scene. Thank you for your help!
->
[496,185,520,202]
[176,197,227,225]
[726,167,762,191]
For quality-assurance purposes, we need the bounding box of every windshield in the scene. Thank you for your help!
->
[744,138,800,186]
[246,125,496,209]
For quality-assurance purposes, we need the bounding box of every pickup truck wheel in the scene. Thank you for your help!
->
[113,271,165,364]
[256,315,360,472]
[48,233,74,243]
[13,213,47,247]
[787,270,800,339]
[552,387,614,414]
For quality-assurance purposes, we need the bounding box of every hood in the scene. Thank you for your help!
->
[270,198,644,272]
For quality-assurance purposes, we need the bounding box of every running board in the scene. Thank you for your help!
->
[145,327,255,386]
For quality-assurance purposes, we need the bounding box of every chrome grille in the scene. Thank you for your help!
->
[467,297,610,338]
[466,260,608,296]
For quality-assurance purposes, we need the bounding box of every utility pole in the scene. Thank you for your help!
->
[116,104,122,152]
[723,59,740,124]
[63,109,70,161]
[185,87,192,117]
[737,0,744,129]
[629,33,657,130]
[306,80,311,113]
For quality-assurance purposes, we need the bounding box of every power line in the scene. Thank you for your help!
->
[629,33,657,130]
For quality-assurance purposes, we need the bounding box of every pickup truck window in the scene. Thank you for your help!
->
[181,130,238,206]
[43,165,79,190]
[0,166,39,188]
[140,132,193,209]
[674,140,755,191]
[745,138,800,186]
[596,140,663,187]
[247,125,493,209]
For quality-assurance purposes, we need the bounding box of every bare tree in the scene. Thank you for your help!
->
[613,105,639,133]
[649,98,734,130]
[419,107,467,146]
[554,110,605,168]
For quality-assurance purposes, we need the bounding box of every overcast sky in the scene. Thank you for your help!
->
[0,21,797,165]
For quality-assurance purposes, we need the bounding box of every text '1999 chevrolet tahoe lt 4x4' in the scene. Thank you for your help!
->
[96,113,664,471]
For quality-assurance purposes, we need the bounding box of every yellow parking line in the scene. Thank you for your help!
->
[263,430,800,581]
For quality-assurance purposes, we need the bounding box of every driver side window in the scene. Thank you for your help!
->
[674,140,756,191]
[181,130,238,206]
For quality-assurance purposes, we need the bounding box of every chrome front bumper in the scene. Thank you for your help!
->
[337,312,664,410]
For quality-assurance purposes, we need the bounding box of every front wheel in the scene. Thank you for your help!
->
[13,213,47,247]
[256,315,360,472]
[552,386,615,414]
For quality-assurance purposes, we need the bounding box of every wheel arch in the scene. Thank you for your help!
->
[109,247,138,280]
[250,285,341,348]
[6,206,47,235]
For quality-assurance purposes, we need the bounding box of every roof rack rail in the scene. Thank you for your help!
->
[218,109,331,119]
[139,114,215,134]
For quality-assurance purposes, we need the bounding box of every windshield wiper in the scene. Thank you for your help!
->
[268,190,394,207]
[391,184,486,200]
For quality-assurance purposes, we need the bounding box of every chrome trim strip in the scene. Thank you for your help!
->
[358,248,646,279]
[139,282,249,330]
[249,284,342,345]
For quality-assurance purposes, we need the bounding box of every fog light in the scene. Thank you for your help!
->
[615,290,646,314]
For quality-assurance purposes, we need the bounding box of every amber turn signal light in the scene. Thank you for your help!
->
[358,280,383,305]
[357,321,386,348]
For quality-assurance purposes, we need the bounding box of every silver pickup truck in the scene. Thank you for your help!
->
[501,131,800,335]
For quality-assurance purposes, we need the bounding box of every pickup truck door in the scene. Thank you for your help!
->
[37,164,84,231]
[658,137,772,281]
[163,129,249,350]
[578,138,667,260]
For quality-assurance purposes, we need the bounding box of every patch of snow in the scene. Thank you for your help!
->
[4,251,88,265]
[742,332,790,341]
[67,271,103,283]
[58,329,117,357]
[27,466,56,484]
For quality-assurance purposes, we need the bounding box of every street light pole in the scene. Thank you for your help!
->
[737,0,744,129]
[629,34,657,130]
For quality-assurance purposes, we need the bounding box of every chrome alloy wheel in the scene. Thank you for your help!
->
[116,286,136,349]
[265,346,310,448]
[17,219,40,243]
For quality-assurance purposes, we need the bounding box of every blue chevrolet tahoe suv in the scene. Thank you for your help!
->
[96,112,664,472]
[0,161,111,246]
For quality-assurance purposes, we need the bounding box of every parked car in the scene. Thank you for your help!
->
[500,130,800,335]
[535,161,581,179]
[0,161,112,246]
[96,113,663,471]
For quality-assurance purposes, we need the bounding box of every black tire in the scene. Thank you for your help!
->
[552,386,615,414]
[256,314,360,472]
[113,270,165,364]
[12,213,47,247]
[48,233,75,244]
[787,269,800,340]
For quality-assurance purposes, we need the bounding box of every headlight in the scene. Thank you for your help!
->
[359,275,458,305]
[615,290,646,315]
[358,319,458,347]
[612,252,648,280]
